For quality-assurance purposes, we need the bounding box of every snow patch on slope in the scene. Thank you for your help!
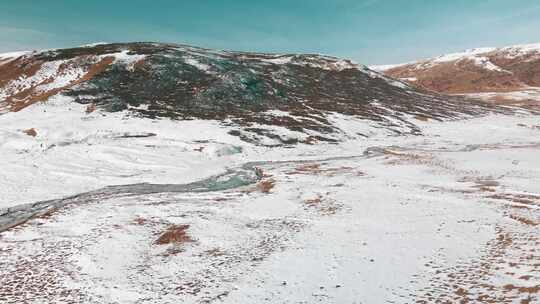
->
[183,57,212,72]
[0,95,248,207]
[461,88,540,102]
[432,47,496,64]
[287,55,359,71]
[369,64,408,72]
[260,56,294,65]
[361,66,412,89]
[0,51,31,62]
[375,43,540,71]
[499,43,540,59]
[413,48,508,72]
[467,56,509,73]
[0,50,147,103]
[109,50,146,71]
[0,60,89,101]
[81,42,110,48]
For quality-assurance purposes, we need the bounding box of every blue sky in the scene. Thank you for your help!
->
[1,0,539,64]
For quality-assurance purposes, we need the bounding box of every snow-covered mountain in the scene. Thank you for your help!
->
[373,43,540,109]
[0,42,498,145]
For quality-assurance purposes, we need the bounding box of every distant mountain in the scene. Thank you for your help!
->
[0,42,496,145]
[373,43,540,109]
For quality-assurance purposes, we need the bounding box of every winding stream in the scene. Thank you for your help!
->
[0,151,388,233]
[4,139,539,233]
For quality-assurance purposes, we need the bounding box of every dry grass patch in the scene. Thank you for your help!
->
[292,163,321,174]
[154,224,193,245]
[303,194,342,215]
[487,193,540,207]
[383,149,457,172]
[131,216,169,227]
[412,224,539,303]
[6,56,114,112]
[503,284,540,294]
[286,163,358,177]
[257,179,276,193]
[509,214,539,227]
[243,167,276,194]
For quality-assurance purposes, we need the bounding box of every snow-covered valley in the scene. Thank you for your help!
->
[0,94,538,303]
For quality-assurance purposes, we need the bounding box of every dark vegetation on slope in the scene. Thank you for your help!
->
[3,42,501,145]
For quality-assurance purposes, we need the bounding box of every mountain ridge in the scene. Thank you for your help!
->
[0,42,499,145]
[373,43,540,109]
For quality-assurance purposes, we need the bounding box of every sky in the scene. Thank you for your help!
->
[1,0,539,65]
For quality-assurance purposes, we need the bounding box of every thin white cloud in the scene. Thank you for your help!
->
[0,26,48,35]
[0,26,56,52]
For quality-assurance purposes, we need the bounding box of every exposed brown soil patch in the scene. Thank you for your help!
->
[0,240,85,303]
[0,58,43,113]
[383,150,445,168]
[414,115,430,122]
[487,193,540,207]
[132,217,148,225]
[503,284,540,294]
[489,52,540,87]
[257,179,276,193]
[474,179,500,188]
[380,48,540,106]
[286,163,358,177]
[0,56,43,89]
[294,163,321,173]
[457,177,501,193]
[132,58,146,70]
[243,169,277,194]
[384,60,526,95]
[22,128,37,137]
[509,214,539,226]
[3,56,114,112]
[395,161,540,303]
[303,194,342,215]
[85,103,96,114]
[36,206,60,220]
[411,224,539,303]
[304,194,323,207]
[154,224,193,245]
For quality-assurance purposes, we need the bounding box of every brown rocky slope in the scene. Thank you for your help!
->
[374,43,540,109]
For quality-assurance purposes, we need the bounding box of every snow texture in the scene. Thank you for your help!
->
[0,94,538,303]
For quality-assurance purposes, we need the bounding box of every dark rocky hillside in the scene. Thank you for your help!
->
[0,42,497,144]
